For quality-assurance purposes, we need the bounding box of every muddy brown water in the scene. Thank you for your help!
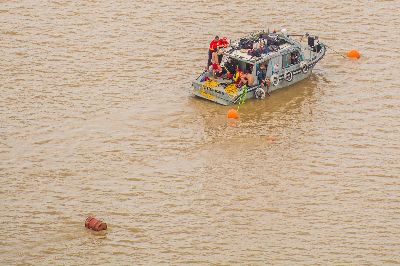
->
[1,0,400,265]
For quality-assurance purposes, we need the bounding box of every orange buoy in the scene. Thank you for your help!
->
[85,216,107,231]
[227,109,239,119]
[347,49,361,59]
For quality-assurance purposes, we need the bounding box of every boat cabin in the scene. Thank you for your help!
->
[219,31,304,86]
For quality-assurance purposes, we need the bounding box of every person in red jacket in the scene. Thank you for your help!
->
[208,36,219,68]
[216,37,229,64]
[218,37,229,48]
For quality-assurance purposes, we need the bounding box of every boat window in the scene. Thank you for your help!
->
[282,50,301,68]
[282,53,290,69]
[221,57,254,75]
[290,50,300,65]
[222,57,239,75]
[237,61,246,73]
[245,63,254,73]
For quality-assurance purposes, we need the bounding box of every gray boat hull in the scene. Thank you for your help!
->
[191,62,314,106]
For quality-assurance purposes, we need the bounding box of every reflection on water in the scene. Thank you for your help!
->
[1,0,400,265]
[193,74,321,144]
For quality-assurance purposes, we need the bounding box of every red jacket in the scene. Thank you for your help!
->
[209,39,219,51]
[218,37,229,48]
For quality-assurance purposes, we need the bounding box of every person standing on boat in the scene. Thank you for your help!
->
[218,37,229,48]
[208,36,219,68]
[257,64,270,96]
[210,48,222,78]
[211,48,219,66]
[217,37,229,63]
[314,36,321,52]
[257,64,267,83]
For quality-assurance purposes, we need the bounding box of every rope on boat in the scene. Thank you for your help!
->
[324,44,347,58]
[236,85,248,111]
[289,32,347,59]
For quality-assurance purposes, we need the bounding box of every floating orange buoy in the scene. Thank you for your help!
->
[227,109,239,119]
[347,49,361,59]
[85,216,107,231]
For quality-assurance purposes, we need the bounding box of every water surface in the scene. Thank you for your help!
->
[1,0,400,264]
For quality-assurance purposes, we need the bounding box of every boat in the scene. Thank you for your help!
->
[191,29,326,105]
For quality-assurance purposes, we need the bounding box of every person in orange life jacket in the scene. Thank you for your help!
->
[233,66,243,84]
[208,36,219,68]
